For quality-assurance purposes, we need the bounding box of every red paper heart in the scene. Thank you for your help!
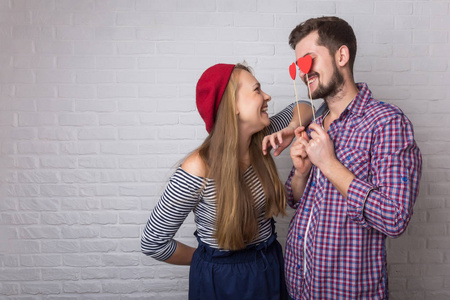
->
[289,63,296,80]
[297,55,312,74]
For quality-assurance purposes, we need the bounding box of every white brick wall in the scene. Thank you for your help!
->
[0,0,448,299]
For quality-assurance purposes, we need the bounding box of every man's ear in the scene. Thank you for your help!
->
[335,45,350,67]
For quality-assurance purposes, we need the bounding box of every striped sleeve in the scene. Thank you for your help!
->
[141,167,204,261]
[267,101,311,134]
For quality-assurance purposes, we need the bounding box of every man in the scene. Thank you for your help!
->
[284,16,422,299]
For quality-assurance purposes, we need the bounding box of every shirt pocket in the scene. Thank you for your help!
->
[335,148,370,180]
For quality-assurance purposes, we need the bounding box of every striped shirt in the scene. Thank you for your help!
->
[284,83,422,299]
[141,102,303,261]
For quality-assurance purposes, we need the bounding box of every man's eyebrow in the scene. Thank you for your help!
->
[253,82,261,88]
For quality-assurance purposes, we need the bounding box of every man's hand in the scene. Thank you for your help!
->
[301,123,337,173]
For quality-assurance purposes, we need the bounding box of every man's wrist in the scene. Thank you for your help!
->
[293,168,309,181]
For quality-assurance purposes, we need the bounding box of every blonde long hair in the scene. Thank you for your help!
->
[197,64,286,250]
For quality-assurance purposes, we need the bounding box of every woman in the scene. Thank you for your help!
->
[141,63,313,299]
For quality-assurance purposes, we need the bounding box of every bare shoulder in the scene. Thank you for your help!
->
[181,151,207,178]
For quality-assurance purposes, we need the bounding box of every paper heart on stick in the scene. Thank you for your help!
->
[289,63,296,80]
[297,55,312,74]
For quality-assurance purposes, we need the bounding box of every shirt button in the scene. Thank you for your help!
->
[402,177,408,182]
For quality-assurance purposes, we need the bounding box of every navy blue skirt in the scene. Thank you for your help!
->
[189,232,288,300]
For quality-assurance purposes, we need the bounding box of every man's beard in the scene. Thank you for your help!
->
[309,63,344,100]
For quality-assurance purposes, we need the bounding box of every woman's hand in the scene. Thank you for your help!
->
[262,125,304,156]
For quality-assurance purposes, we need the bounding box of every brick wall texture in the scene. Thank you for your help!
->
[0,0,449,299]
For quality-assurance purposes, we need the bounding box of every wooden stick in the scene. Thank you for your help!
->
[305,74,316,122]
[293,80,302,127]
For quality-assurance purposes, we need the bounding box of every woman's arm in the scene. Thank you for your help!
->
[263,102,313,156]
[141,152,206,265]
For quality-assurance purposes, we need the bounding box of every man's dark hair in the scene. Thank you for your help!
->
[289,16,357,75]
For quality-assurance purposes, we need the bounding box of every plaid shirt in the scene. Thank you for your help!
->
[285,83,422,300]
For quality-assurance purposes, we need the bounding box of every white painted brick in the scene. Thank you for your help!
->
[35,40,73,54]
[235,13,274,27]
[74,11,116,26]
[0,112,16,126]
[0,2,447,298]
[101,281,140,293]
[58,85,96,98]
[395,15,431,30]
[0,11,31,25]
[95,0,135,11]
[20,255,62,267]
[40,185,78,197]
[118,128,156,140]
[19,198,59,211]
[119,184,157,196]
[76,70,115,84]
[21,282,61,295]
[59,113,97,126]
[78,157,117,169]
[40,157,78,169]
[375,2,413,15]
[37,99,74,112]
[41,212,80,225]
[81,267,118,279]
[38,127,77,141]
[337,1,374,14]
[74,40,115,55]
[14,55,56,69]
[61,198,101,211]
[118,100,157,112]
[102,254,139,266]
[32,10,73,25]
[119,212,149,224]
[57,56,96,69]
[79,185,117,197]
[42,240,80,253]
[79,212,117,225]
[99,171,138,183]
[13,157,38,169]
[76,100,116,112]
[117,41,155,55]
[81,239,117,252]
[78,128,117,140]
[116,12,158,26]
[96,56,135,69]
[0,269,40,281]
[97,84,137,98]
[0,255,20,267]
[56,26,96,40]
[15,84,57,97]
[0,69,34,83]
[63,282,101,294]
[414,2,449,16]
[18,112,57,126]
[100,142,138,155]
[0,283,19,296]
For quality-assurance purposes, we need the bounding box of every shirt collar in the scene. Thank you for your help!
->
[345,82,372,117]
[314,82,372,125]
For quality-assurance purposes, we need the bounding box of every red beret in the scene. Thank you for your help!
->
[196,63,235,133]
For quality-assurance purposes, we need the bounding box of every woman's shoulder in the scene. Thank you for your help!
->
[181,150,207,178]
